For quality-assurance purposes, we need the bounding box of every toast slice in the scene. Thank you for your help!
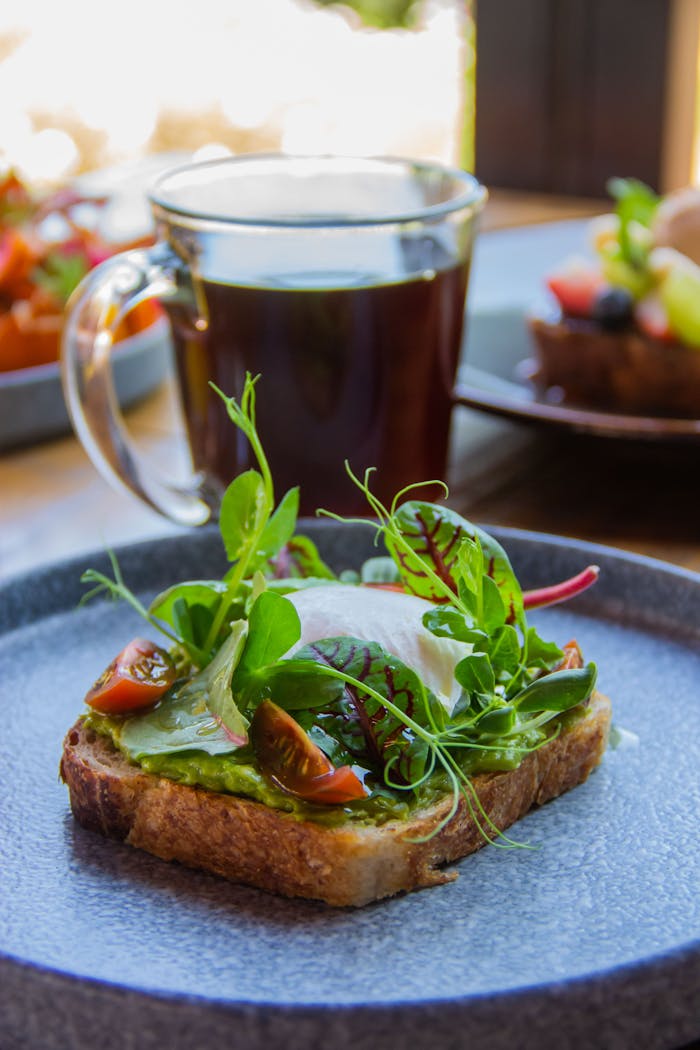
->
[60,690,611,907]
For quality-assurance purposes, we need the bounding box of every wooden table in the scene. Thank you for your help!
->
[2,190,699,581]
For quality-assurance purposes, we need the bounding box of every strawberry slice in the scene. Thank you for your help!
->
[546,263,607,319]
[635,294,674,341]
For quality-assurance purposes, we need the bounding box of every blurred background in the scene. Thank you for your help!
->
[0,0,473,188]
[2,0,700,197]
[475,0,700,197]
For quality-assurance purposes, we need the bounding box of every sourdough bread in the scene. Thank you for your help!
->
[60,691,611,907]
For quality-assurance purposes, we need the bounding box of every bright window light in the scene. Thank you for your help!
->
[0,0,473,185]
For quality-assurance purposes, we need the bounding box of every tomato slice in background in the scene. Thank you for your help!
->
[85,637,176,714]
[362,582,406,593]
[0,311,29,372]
[0,229,38,301]
[251,700,367,805]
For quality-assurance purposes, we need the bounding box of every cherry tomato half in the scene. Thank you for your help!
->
[298,765,370,806]
[250,700,367,806]
[84,637,176,714]
[554,639,584,672]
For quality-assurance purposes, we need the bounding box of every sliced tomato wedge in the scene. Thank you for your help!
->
[84,637,176,714]
[250,700,367,806]
[554,639,584,672]
[298,765,369,805]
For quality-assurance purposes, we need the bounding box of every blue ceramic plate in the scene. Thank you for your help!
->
[460,220,700,439]
[0,316,171,451]
[0,521,698,1050]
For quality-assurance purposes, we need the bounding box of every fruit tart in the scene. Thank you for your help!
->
[529,178,700,418]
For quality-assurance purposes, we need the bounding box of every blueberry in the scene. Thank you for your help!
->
[592,287,634,330]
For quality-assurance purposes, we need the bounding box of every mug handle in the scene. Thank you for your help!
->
[61,242,211,526]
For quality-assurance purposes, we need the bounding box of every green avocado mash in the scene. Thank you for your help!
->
[84,706,414,826]
[83,681,578,828]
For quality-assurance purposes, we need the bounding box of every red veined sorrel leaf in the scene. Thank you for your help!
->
[288,636,435,786]
[269,535,336,580]
[387,501,525,625]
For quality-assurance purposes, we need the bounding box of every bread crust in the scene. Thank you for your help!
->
[60,692,611,907]
[529,315,700,417]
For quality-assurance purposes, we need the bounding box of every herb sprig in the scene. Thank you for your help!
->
[80,373,332,669]
[81,549,183,650]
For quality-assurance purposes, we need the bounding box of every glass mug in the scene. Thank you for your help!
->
[62,154,487,524]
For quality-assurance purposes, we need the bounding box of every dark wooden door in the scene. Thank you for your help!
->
[474,0,671,196]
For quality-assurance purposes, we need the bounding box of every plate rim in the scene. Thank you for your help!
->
[2,912,699,1008]
[3,518,699,636]
[454,377,700,441]
[0,315,170,451]
[0,314,169,389]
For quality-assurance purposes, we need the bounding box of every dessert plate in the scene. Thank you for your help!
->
[460,221,700,440]
[0,521,698,1050]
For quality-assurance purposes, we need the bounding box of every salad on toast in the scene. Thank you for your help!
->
[61,375,610,906]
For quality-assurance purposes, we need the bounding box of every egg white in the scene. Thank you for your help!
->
[285,584,470,712]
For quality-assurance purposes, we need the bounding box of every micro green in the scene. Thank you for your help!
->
[79,374,331,669]
[80,549,185,652]
[201,376,284,653]
[79,378,599,846]
[607,176,660,270]
[33,249,90,304]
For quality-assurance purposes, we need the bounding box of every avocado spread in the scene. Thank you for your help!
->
[83,678,571,829]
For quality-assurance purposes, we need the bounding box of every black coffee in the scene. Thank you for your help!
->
[166,261,469,516]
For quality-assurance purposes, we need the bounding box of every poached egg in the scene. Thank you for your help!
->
[285,584,470,712]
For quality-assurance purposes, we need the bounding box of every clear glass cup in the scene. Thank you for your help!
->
[61,154,486,524]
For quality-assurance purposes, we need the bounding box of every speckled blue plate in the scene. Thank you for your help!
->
[0,522,698,1050]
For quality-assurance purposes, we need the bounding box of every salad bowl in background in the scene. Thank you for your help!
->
[0,159,188,449]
